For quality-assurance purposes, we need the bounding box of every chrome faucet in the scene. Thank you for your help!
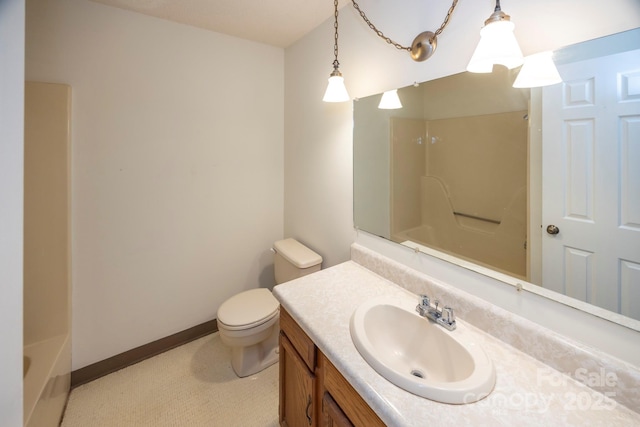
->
[416,294,456,331]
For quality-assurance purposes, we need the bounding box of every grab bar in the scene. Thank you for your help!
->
[453,211,501,225]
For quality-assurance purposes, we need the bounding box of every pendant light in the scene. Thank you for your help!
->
[322,0,460,102]
[323,0,350,102]
[467,0,523,73]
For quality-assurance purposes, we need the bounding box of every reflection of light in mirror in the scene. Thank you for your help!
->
[513,52,562,88]
[378,90,402,109]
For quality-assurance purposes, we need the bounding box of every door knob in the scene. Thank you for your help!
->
[546,225,560,235]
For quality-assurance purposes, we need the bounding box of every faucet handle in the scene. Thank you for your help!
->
[442,306,455,325]
[419,294,430,307]
[416,295,430,316]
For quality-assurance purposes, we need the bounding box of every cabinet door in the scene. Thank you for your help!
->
[322,392,353,427]
[280,333,315,427]
[319,353,385,427]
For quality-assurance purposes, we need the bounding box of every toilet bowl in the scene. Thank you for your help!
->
[217,288,280,377]
[217,238,322,377]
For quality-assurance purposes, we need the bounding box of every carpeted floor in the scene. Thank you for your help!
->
[61,333,279,427]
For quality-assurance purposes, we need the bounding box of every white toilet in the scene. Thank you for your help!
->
[217,238,322,377]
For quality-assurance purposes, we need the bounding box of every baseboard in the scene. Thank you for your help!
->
[71,319,218,388]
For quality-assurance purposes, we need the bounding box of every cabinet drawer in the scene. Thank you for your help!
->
[281,307,316,371]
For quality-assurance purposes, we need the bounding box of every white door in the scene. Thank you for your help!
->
[542,49,640,320]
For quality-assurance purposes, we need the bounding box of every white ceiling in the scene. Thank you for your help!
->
[90,0,349,48]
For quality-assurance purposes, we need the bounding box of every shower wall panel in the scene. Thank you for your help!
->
[24,81,71,427]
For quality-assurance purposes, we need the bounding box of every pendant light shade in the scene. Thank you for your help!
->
[513,51,562,88]
[467,2,523,73]
[323,71,350,103]
[378,90,402,109]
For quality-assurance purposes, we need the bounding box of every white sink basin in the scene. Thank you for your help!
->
[349,296,495,404]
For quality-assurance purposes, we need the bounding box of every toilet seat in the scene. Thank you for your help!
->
[217,288,279,331]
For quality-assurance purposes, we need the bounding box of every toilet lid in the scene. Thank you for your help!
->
[217,288,279,328]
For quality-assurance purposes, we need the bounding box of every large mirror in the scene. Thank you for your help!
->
[354,28,640,329]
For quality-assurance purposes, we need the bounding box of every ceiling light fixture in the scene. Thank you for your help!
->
[351,0,459,62]
[324,0,560,101]
[323,0,459,103]
[466,0,523,73]
[323,0,350,102]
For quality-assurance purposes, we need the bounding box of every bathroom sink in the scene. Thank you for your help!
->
[349,297,495,404]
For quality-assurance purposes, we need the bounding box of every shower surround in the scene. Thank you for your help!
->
[390,111,528,278]
[24,81,72,426]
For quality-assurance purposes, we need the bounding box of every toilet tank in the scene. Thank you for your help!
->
[273,238,322,284]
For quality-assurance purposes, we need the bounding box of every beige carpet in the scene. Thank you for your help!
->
[61,333,279,427]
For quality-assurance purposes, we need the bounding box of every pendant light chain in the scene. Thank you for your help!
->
[350,0,410,51]
[350,0,459,51]
[434,0,459,38]
[332,0,340,70]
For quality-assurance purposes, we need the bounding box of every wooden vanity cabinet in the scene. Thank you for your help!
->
[279,308,385,427]
[279,308,317,426]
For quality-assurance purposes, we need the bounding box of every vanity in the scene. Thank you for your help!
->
[273,244,640,426]
[279,306,385,426]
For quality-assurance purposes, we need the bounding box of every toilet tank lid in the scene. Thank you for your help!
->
[274,238,322,269]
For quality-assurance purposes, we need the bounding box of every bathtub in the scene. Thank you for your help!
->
[392,175,527,279]
[393,220,526,279]
[24,81,72,427]
[23,334,70,427]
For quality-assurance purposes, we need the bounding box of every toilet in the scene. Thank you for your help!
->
[217,238,322,377]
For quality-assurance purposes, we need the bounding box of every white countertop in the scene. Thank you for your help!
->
[273,261,640,426]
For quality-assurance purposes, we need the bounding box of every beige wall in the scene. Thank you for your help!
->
[26,0,285,370]
[284,0,640,365]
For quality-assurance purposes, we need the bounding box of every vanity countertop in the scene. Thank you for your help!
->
[273,261,640,426]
